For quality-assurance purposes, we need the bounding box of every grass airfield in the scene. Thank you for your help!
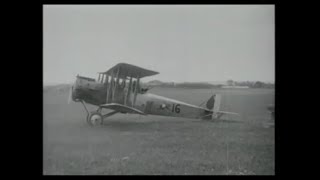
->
[43,86,274,175]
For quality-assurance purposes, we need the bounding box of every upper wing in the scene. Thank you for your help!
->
[100,103,146,115]
[99,63,159,79]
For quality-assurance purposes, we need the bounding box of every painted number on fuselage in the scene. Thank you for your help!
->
[171,104,181,113]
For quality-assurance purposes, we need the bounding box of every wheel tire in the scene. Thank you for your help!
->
[87,112,103,126]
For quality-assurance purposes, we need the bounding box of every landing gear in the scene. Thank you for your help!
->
[80,100,118,126]
[87,111,103,126]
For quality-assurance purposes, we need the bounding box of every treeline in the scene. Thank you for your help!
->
[173,82,222,89]
[43,84,71,93]
[227,80,275,88]
[142,81,219,89]
[145,80,274,89]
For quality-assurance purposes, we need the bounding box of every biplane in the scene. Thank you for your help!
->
[267,104,275,120]
[68,63,238,126]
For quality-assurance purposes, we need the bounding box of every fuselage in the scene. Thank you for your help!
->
[134,93,211,119]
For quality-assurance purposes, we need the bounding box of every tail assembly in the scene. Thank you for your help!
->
[205,94,238,120]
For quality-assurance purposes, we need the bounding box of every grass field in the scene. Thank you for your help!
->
[43,87,275,175]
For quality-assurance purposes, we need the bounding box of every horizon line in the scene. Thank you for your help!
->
[43,79,275,85]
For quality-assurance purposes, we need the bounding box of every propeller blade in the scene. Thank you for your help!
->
[68,86,73,104]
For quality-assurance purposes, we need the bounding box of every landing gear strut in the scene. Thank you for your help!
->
[80,100,118,126]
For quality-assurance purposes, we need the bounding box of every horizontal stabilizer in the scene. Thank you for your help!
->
[100,103,146,115]
[216,111,240,116]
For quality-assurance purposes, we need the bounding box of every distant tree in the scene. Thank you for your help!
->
[253,81,264,88]
[227,80,234,86]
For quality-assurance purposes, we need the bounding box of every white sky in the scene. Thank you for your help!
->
[43,5,274,84]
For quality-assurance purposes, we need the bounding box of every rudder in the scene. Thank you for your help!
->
[213,94,221,113]
[206,94,222,119]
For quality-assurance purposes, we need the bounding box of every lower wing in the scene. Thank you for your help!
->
[100,103,146,115]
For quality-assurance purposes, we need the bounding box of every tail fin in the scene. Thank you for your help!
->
[213,94,221,113]
[206,94,221,112]
[206,94,221,119]
[206,94,238,120]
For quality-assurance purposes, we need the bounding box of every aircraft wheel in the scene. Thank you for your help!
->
[87,112,103,126]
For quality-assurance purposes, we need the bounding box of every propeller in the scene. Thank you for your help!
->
[68,85,73,104]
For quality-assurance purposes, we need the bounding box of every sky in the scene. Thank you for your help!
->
[43,5,274,85]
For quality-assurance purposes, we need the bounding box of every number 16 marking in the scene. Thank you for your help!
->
[172,104,181,113]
